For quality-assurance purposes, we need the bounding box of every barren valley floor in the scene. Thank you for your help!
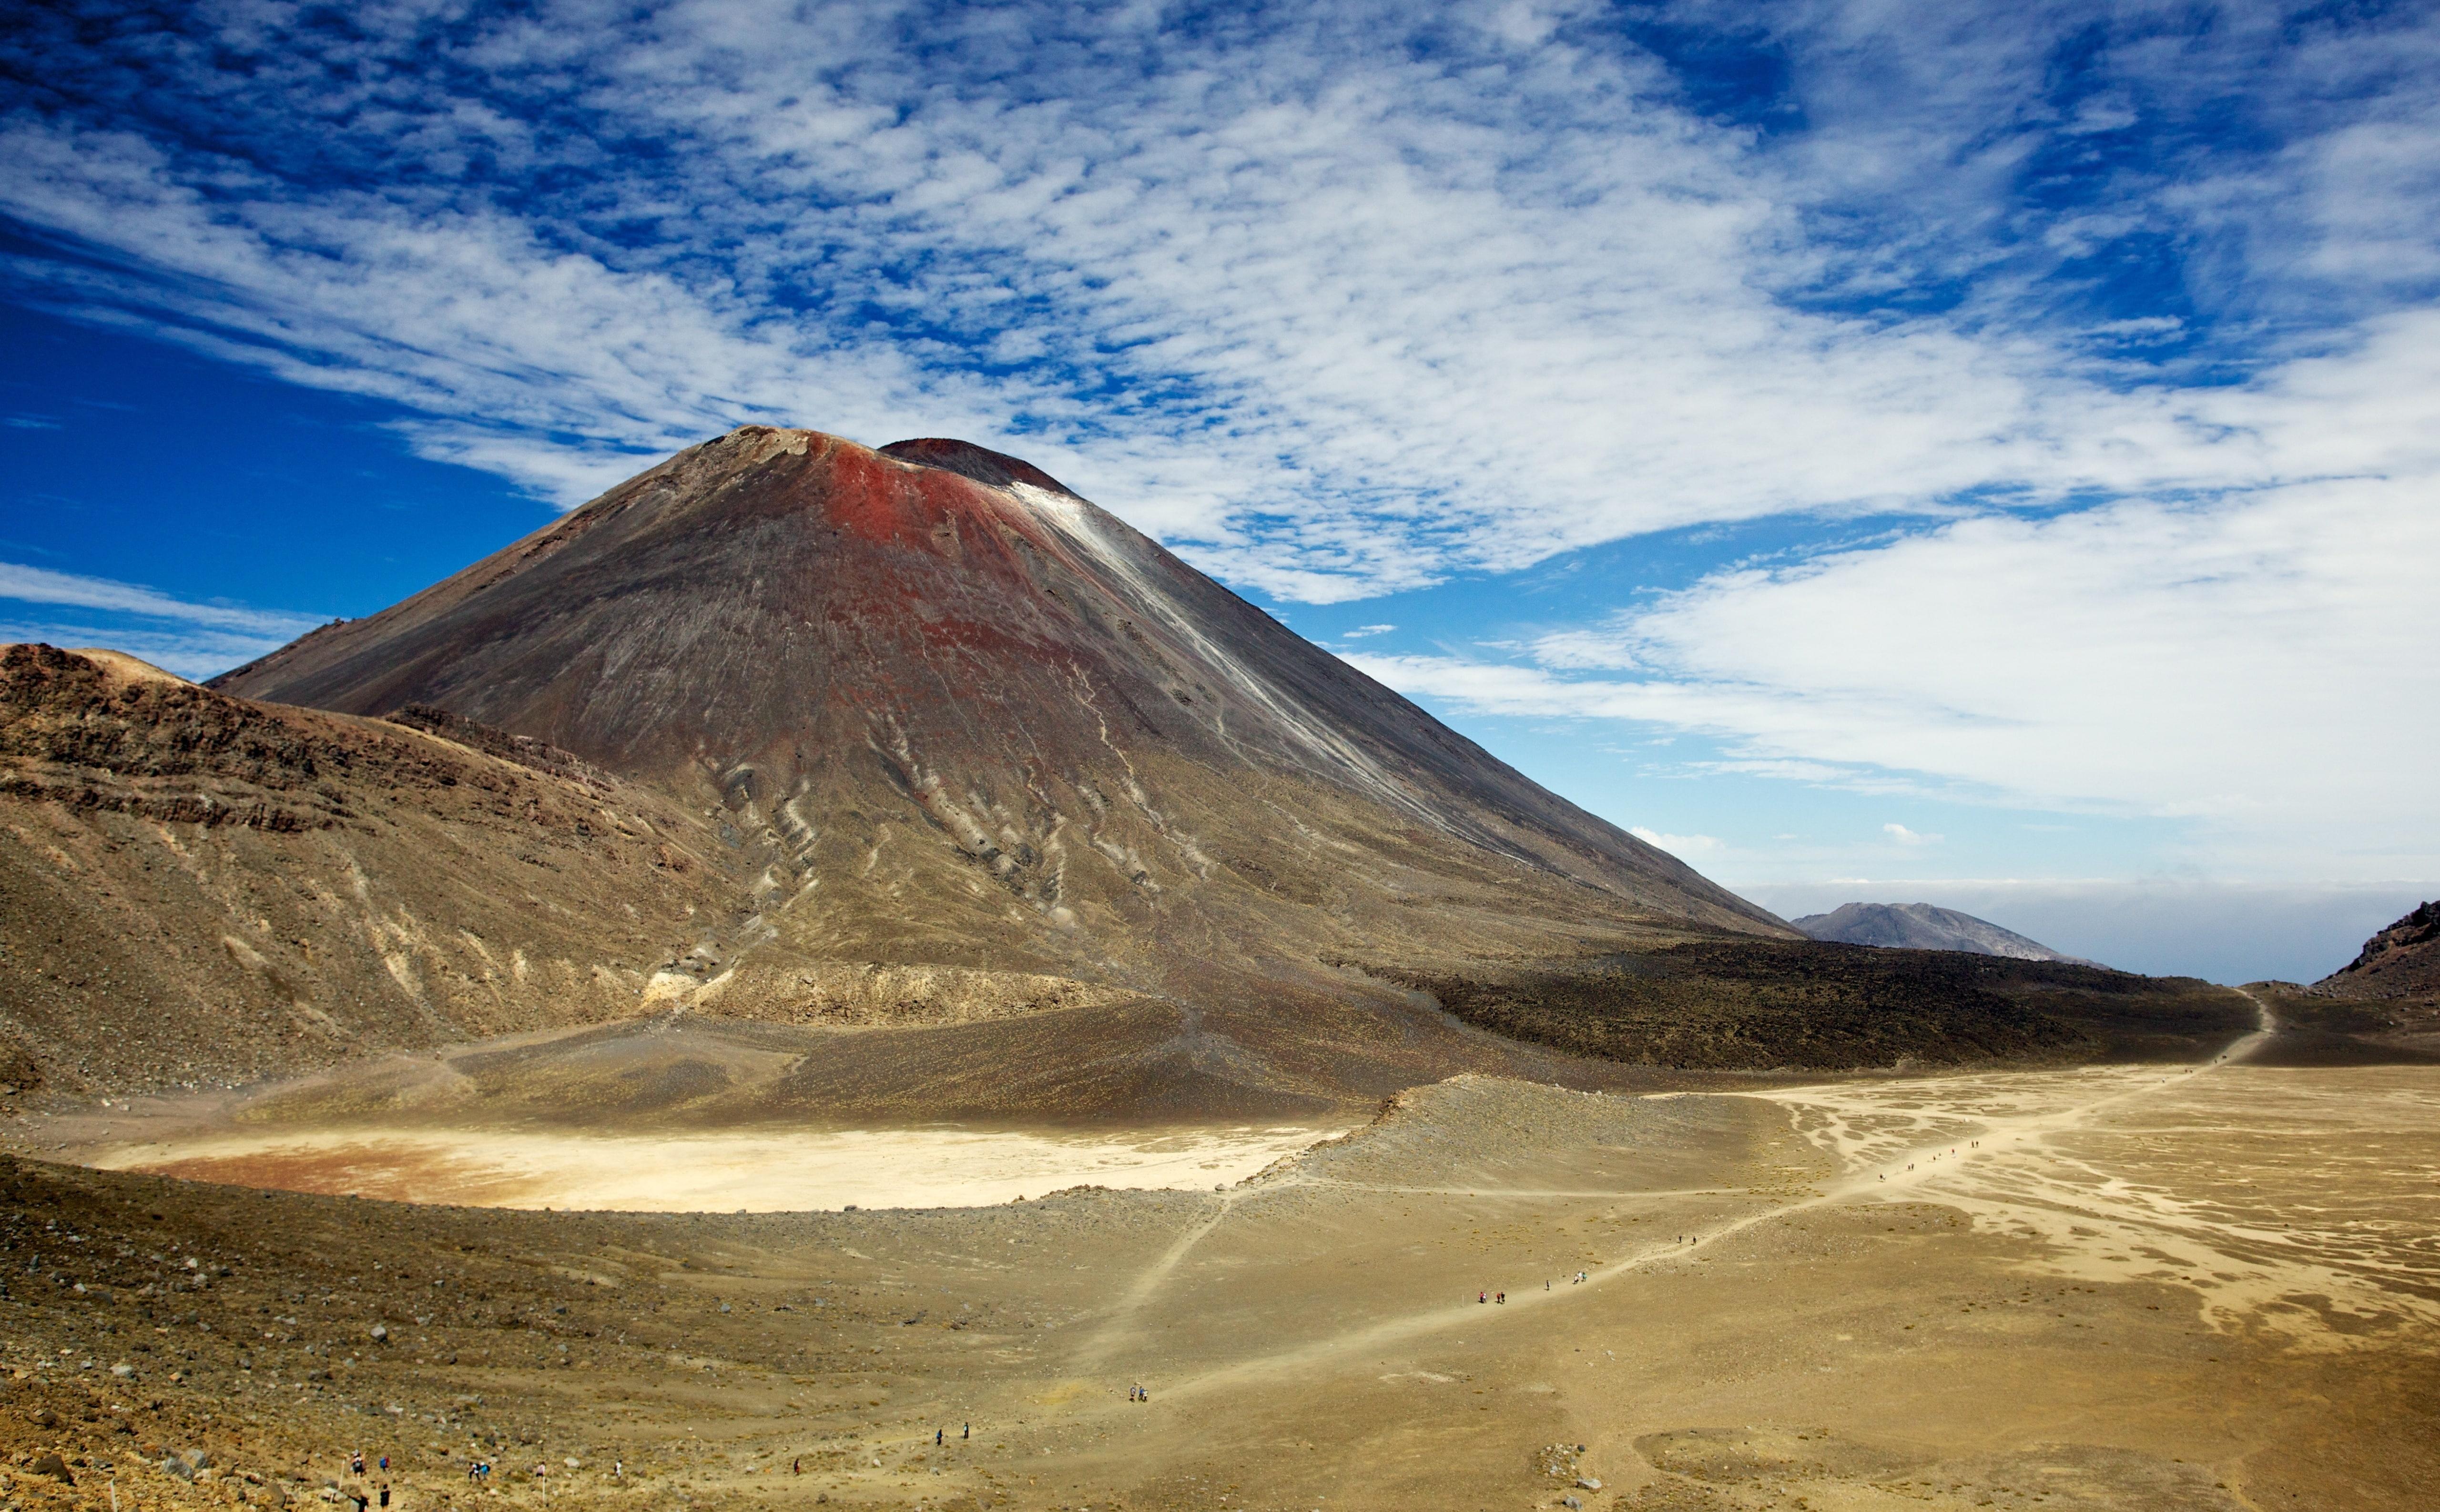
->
[3,1018,2437,1512]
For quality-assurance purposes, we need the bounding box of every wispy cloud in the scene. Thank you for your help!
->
[0,562,326,679]
[1349,457,2440,878]
[1630,826,1724,859]
[4,1,2436,598]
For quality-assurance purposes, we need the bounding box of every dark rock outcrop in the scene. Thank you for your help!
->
[2313,902,2440,1001]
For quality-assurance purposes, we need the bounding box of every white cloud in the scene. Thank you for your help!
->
[0,562,324,638]
[1883,823,1940,847]
[1630,826,1724,859]
[1348,436,2440,878]
[1338,624,1397,639]
[0,563,327,680]
[6,0,2433,599]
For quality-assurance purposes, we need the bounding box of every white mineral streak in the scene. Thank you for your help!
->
[1009,483,1439,825]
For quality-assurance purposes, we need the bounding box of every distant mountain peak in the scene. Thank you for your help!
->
[1791,901,2096,966]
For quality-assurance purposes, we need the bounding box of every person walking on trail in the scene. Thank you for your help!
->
[1478,1290,1487,1304]
[351,1451,366,1477]
[936,1428,945,1446]
[963,1423,971,1440]
[378,1485,391,1509]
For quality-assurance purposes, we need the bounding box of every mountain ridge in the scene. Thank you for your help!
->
[1791,901,2098,965]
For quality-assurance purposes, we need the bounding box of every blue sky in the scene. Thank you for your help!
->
[2,0,2435,981]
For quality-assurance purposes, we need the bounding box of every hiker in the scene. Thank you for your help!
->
[936,1428,945,1446]
[378,1456,390,1473]
[1478,1290,1487,1304]
[351,1451,366,1477]
[1495,1291,1505,1304]
[379,1485,391,1509]
[793,1458,801,1475]
[963,1423,971,1440]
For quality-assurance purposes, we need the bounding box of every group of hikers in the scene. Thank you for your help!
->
[337,1442,635,1502]
[340,1451,391,1510]
[1478,1268,1595,1305]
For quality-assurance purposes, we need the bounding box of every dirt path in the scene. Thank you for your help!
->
[1127,997,2290,1405]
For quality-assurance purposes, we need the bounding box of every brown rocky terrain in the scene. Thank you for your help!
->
[2,428,2273,1119]
[0,644,746,1101]
[2314,900,2440,1001]
[0,645,1700,1123]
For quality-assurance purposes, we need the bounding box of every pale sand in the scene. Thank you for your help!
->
[84,1122,1344,1211]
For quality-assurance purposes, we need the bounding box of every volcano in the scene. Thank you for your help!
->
[216,429,1763,932]
[186,428,1807,1110]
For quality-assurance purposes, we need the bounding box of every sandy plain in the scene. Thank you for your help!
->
[4,1001,2438,1512]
